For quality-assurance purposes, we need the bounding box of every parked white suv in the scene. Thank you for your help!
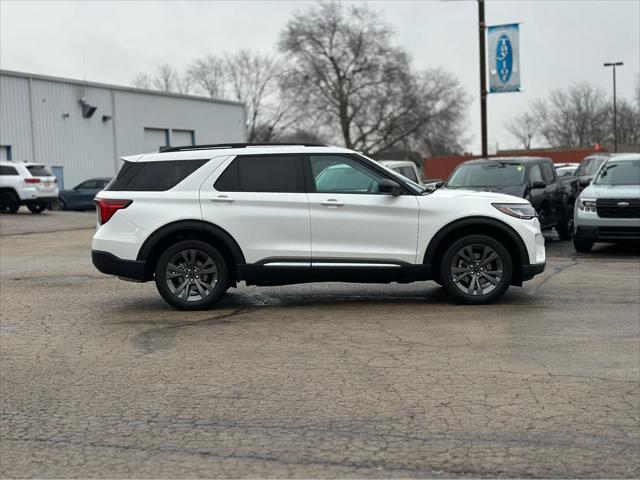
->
[379,160,423,186]
[92,144,545,309]
[0,161,59,214]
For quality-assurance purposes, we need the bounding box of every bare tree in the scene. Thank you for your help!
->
[225,50,298,142]
[279,2,468,155]
[534,83,609,147]
[151,64,178,92]
[616,98,640,145]
[132,72,152,90]
[188,55,227,98]
[504,111,541,149]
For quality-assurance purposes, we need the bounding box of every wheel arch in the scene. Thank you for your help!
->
[137,220,246,280]
[423,216,529,285]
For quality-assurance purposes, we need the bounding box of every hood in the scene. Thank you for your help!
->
[433,187,528,203]
[580,183,640,199]
[445,185,526,198]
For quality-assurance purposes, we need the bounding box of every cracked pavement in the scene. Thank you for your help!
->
[1,211,639,478]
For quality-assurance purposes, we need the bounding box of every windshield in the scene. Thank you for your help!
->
[447,162,526,188]
[594,160,640,186]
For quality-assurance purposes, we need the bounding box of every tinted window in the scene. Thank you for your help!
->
[447,162,526,187]
[26,165,51,176]
[594,160,640,186]
[311,155,386,193]
[0,166,18,176]
[107,159,207,191]
[530,165,543,183]
[540,163,556,184]
[215,155,304,193]
[76,180,98,189]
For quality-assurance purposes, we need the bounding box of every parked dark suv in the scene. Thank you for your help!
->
[445,157,576,240]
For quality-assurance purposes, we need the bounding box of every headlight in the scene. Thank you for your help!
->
[577,198,597,213]
[492,203,537,220]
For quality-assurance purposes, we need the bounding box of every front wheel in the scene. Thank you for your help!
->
[27,203,47,214]
[573,235,593,253]
[556,204,574,241]
[155,240,229,310]
[440,235,513,304]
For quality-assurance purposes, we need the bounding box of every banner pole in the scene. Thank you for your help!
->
[478,0,488,157]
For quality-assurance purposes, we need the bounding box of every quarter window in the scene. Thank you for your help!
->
[311,155,387,194]
[0,166,18,176]
[106,159,207,191]
[215,155,304,193]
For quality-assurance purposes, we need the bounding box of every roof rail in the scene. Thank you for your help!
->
[158,142,326,153]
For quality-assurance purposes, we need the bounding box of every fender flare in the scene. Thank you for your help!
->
[136,220,246,265]
[423,216,529,266]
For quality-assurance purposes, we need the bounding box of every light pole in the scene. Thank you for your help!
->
[478,0,488,157]
[604,62,623,153]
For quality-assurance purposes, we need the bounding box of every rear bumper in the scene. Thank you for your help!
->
[22,196,58,206]
[521,262,546,281]
[576,226,640,241]
[92,250,148,281]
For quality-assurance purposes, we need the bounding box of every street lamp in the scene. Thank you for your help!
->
[604,62,623,153]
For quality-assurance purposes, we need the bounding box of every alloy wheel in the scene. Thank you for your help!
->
[165,249,218,302]
[450,243,504,296]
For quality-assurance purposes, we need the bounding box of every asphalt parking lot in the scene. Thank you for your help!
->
[1,209,639,478]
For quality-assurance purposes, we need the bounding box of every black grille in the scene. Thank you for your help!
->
[596,198,640,218]
[598,226,640,239]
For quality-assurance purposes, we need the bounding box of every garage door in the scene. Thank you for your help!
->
[143,128,168,152]
[172,130,194,147]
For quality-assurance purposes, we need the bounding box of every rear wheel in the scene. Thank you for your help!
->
[440,235,513,304]
[573,235,593,253]
[155,240,229,310]
[0,191,20,214]
[27,203,47,214]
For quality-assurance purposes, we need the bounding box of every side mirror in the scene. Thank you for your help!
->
[579,177,591,187]
[530,180,546,189]
[378,178,403,196]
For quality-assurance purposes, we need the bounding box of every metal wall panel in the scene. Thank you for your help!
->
[0,75,34,161]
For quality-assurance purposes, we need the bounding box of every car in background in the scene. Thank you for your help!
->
[57,177,112,211]
[575,154,610,191]
[573,153,640,252]
[0,161,59,214]
[555,163,579,178]
[378,161,423,186]
[445,157,576,239]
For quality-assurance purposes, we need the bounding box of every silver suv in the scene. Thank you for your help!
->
[573,153,640,252]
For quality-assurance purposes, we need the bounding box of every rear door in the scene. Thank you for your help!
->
[306,154,419,264]
[200,154,310,264]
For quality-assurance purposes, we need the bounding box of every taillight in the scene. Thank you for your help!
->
[95,199,132,225]
[25,178,41,184]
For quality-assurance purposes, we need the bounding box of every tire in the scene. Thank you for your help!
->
[57,198,67,211]
[439,234,513,305]
[557,204,574,241]
[27,203,47,214]
[0,191,20,214]
[573,235,593,253]
[155,240,229,310]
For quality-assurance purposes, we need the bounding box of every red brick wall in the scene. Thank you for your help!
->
[423,148,605,181]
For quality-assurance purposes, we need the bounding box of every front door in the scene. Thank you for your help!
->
[306,154,420,265]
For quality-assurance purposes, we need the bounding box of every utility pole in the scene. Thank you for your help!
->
[478,0,488,157]
[604,62,623,153]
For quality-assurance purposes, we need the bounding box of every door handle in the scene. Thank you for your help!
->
[320,199,344,207]
[210,195,234,203]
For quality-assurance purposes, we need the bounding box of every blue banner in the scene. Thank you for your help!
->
[488,23,521,93]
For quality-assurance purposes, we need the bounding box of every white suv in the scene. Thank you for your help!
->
[91,144,545,309]
[0,161,59,214]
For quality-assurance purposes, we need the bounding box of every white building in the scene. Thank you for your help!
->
[0,70,246,188]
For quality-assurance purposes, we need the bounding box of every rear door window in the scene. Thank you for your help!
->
[215,155,304,193]
[26,165,52,177]
[0,166,18,175]
[106,159,207,191]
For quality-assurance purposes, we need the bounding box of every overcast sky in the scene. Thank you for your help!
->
[1,0,638,153]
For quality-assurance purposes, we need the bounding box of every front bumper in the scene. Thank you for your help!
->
[92,250,148,281]
[575,209,640,241]
[521,262,546,281]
